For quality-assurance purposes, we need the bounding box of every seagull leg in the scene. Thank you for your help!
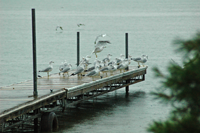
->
[95,54,97,58]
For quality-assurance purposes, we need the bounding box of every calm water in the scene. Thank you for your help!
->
[0,0,200,132]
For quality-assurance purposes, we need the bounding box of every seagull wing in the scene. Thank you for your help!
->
[61,67,70,73]
[100,67,109,72]
[40,66,52,72]
[86,70,96,76]
[132,57,142,62]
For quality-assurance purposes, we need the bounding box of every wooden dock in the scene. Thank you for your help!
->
[0,66,147,132]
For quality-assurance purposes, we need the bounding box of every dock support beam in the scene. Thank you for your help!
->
[34,109,39,132]
[77,32,80,66]
[32,8,38,97]
[125,33,129,94]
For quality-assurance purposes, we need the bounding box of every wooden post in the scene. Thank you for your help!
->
[77,32,80,66]
[125,33,129,94]
[34,109,38,132]
[32,8,38,132]
[32,8,37,97]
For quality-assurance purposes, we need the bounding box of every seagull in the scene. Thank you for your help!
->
[84,59,101,72]
[59,60,68,72]
[85,66,100,80]
[59,64,72,77]
[117,59,129,73]
[100,60,111,76]
[132,55,148,67]
[95,41,111,48]
[94,34,108,44]
[70,62,85,77]
[110,61,118,75]
[116,54,125,65]
[56,26,63,31]
[91,46,106,58]
[102,54,112,63]
[39,61,54,77]
[84,55,92,68]
[77,23,85,27]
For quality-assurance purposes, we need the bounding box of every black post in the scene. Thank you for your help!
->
[77,32,80,66]
[32,8,37,97]
[125,33,128,60]
[125,33,129,94]
[34,109,38,132]
[32,8,38,133]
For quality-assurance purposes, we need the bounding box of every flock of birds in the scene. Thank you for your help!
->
[38,33,148,80]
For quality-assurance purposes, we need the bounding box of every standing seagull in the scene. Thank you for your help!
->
[39,61,54,77]
[132,55,148,67]
[59,60,68,71]
[70,63,85,77]
[85,66,100,80]
[116,54,125,65]
[117,59,129,73]
[59,64,72,77]
[102,54,112,63]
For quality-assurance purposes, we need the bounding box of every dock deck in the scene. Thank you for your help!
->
[0,66,147,132]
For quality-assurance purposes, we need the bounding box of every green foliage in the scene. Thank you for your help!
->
[148,32,200,133]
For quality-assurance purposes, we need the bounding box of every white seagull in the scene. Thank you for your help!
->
[102,54,112,63]
[91,46,106,58]
[94,34,108,44]
[85,66,100,80]
[84,59,101,72]
[132,55,148,67]
[39,61,54,77]
[70,62,85,77]
[95,40,111,48]
[116,54,125,65]
[59,64,72,77]
[59,60,68,71]
[117,59,129,73]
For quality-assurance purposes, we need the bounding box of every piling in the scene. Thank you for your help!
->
[125,33,129,94]
[32,8,39,132]
[32,8,37,97]
[77,32,80,66]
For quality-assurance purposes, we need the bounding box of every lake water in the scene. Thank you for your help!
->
[0,0,200,132]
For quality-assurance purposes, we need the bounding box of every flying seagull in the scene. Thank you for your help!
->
[56,26,63,31]
[94,34,108,44]
[95,40,111,48]
[91,46,106,58]
[77,23,85,27]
